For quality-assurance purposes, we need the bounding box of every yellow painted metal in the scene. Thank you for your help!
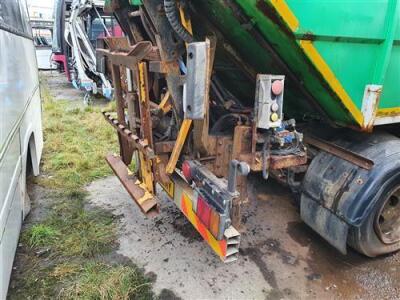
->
[179,4,193,35]
[299,40,364,126]
[139,150,154,194]
[158,91,172,114]
[137,181,155,205]
[160,179,175,198]
[377,107,400,117]
[165,6,194,175]
[166,119,192,174]
[138,62,147,103]
[270,0,299,31]
[136,61,154,193]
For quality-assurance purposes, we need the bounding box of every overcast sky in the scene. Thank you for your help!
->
[27,0,55,18]
[27,0,54,8]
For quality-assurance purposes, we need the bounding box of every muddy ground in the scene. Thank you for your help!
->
[16,72,400,299]
[88,175,400,300]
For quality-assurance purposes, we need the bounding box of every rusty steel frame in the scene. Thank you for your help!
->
[99,36,163,215]
[98,40,161,69]
[304,135,374,170]
[106,154,159,216]
[111,61,133,165]
[102,112,155,159]
[100,14,308,232]
[239,152,308,171]
[136,61,155,193]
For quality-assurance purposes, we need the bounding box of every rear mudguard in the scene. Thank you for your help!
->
[301,132,400,253]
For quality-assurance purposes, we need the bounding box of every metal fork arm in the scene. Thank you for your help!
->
[103,112,155,160]
[106,154,159,217]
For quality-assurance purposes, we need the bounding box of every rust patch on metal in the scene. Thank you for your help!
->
[301,32,317,41]
[304,135,374,170]
[270,153,308,170]
[102,112,156,160]
[149,60,180,74]
[97,40,161,70]
[376,108,400,118]
[154,141,175,154]
[106,154,159,217]
[239,151,307,171]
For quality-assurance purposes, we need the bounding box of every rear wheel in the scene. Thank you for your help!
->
[348,181,400,257]
[301,131,400,257]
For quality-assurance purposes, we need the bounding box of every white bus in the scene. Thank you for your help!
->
[0,0,43,298]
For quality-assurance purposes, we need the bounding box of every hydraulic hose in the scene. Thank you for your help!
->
[164,0,193,43]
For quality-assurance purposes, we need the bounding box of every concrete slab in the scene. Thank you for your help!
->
[88,175,400,299]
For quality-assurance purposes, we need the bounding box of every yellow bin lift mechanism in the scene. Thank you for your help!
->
[101,6,307,262]
[166,6,194,175]
[101,9,243,262]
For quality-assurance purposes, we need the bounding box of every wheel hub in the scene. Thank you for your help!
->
[375,187,400,244]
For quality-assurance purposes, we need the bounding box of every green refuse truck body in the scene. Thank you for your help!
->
[193,0,400,130]
[192,0,400,257]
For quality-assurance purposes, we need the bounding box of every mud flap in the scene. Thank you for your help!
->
[301,195,349,254]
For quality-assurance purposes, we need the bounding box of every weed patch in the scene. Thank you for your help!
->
[23,192,116,258]
[59,263,153,300]
[24,224,58,248]
[8,74,154,300]
[37,79,117,190]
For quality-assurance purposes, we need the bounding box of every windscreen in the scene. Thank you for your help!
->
[52,0,65,53]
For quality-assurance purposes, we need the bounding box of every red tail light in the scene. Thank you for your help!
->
[197,195,211,227]
[182,160,192,181]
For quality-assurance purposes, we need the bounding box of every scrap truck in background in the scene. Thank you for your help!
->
[52,0,123,101]
[97,0,400,262]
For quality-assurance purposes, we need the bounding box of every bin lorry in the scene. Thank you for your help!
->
[98,0,400,262]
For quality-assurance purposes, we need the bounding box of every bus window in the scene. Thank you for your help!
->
[17,0,32,35]
[0,0,32,36]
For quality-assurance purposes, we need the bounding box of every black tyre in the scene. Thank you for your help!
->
[301,131,400,257]
[348,180,400,257]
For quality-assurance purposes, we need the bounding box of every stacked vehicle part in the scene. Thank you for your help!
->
[53,0,123,100]
[66,0,112,100]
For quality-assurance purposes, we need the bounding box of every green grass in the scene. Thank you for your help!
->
[25,224,58,248]
[12,261,153,300]
[8,75,154,300]
[59,263,153,300]
[23,191,115,258]
[37,81,118,190]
